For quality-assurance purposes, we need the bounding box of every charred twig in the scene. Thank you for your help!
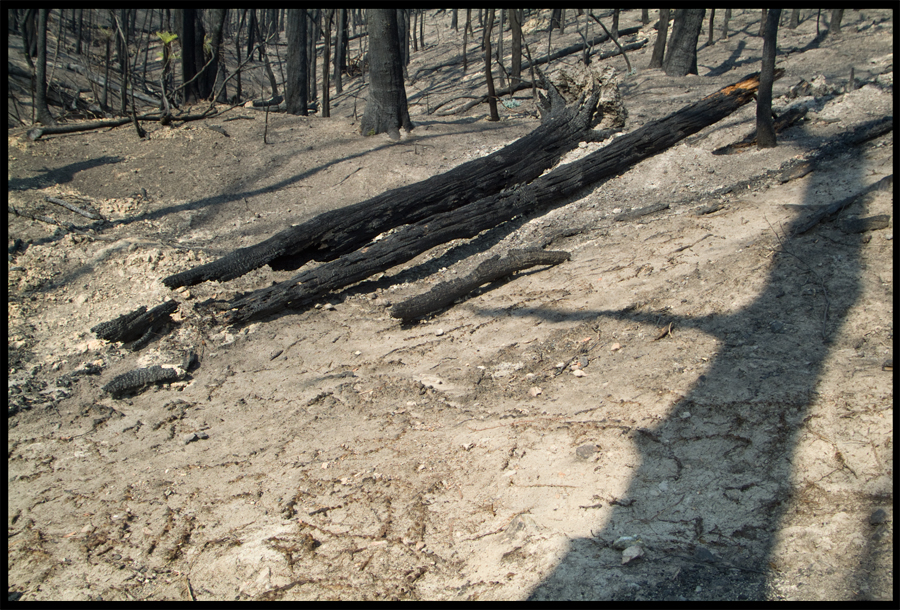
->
[45,196,105,221]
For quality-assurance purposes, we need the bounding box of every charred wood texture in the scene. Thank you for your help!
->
[219,72,769,325]
[91,300,177,345]
[162,73,603,289]
[102,365,184,398]
[391,249,570,321]
[795,174,893,235]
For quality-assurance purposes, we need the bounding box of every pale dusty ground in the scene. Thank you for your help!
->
[8,9,893,600]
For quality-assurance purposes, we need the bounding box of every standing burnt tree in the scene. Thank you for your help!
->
[285,8,309,115]
[207,8,228,103]
[359,8,413,139]
[756,9,781,149]
[34,9,55,125]
[483,8,500,122]
[180,9,206,103]
[648,8,670,69]
[663,8,704,76]
[509,9,523,88]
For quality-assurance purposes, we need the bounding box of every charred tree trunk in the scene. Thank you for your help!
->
[359,8,413,138]
[208,8,228,103]
[391,249,571,321]
[462,9,471,73]
[322,9,333,117]
[181,9,201,104]
[34,9,55,125]
[509,9,523,88]
[285,8,308,115]
[648,9,669,69]
[164,73,603,290]
[213,72,769,325]
[756,9,781,149]
[664,9,704,76]
[483,8,500,122]
[333,9,346,94]
[828,9,844,38]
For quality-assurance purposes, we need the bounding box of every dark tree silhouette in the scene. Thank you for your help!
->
[321,9,333,117]
[359,9,413,139]
[207,8,228,103]
[663,9,704,76]
[285,8,308,115]
[333,9,346,94]
[757,9,782,149]
[509,9,523,88]
[483,8,500,122]
[828,9,844,37]
[34,9,55,125]
[648,9,669,69]
[180,9,202,103]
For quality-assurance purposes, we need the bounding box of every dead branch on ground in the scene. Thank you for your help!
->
[391,249,571,320]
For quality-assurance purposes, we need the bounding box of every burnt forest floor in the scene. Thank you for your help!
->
[7,9,893,601]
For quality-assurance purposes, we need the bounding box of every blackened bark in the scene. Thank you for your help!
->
[359,9,413,138]
[509,9,523,88]
[34,9,55,125]
[649,9,669,69]
[91,300,178,345]
[391,250,571,320]
[334,9,345,94]
[163,75,602,289]
[285,8,308,115]
[322,9,333,117]
[828,9,844,37]
[463,9,471,72]
[181,9,200,103]
[103,365,183,398]
[220,72,766,325]
[483,9,500,122]
[663,9,704,76]
[247,9,257,59]
[208,8,228,103]
[756,9,781,149]
[788,9,800,29]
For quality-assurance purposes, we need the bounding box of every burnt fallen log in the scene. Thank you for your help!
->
[163,72,604,289]
[840,214,891,234]
[102,365,184,398]
[794,174,893,235]
[391,249,570,321]
[91,300,177,346]
[26,109,220,141]
[520,26,642,72]
[219,72,769,325]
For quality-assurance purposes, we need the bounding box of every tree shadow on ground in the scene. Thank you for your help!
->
[514,126,885,599]
[8,155,124,191]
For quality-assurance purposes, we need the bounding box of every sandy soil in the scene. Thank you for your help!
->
[7,9,893,600]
